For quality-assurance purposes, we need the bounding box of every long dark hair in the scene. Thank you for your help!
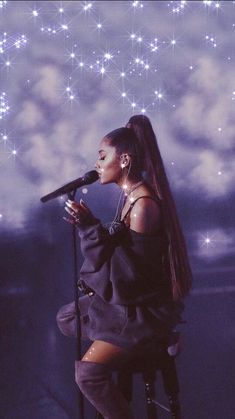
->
[106,115,192,301]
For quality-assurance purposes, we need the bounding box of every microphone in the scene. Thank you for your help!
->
[40,170,99,203]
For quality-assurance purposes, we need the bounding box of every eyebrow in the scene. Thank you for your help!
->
[98,149,105,154]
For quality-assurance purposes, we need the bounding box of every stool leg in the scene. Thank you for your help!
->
[161,357,179,395]
[168,394,181,419]
[143,370,158,419]
[161,355,181,419]
[117,370,133,403]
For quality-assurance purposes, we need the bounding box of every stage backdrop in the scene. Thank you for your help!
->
[0,2,235,418]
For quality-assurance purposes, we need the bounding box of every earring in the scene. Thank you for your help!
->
[121,159,128,169]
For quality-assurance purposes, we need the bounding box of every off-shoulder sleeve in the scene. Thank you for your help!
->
[78,220,116,271]
[78,222,169,305]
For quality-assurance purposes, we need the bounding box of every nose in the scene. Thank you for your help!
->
[94,160,99,170]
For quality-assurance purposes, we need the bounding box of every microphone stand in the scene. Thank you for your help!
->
[68,189,84,419]
[41,177,98,419]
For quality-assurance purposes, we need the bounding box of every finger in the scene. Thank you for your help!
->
[73,205,89,216]
[66,198,89,213]
[79,199,92,213]
[65,201,79,213]
[66,200,79,210]
[65,206,86,221]
[65,206,76,217]
[63,216,75,225]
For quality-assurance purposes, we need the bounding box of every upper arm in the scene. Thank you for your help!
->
[129,198,161,234]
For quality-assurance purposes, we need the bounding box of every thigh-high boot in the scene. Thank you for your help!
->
[75,360,134,419]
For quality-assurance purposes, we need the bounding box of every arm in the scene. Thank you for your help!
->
[64,198,117,270]
[78,197,161,273]
[78,220,117,271]
[79,198,168,305]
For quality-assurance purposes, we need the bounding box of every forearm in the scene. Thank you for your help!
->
[77,220,115,271]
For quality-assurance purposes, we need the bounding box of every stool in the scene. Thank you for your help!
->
[95,332,181,419]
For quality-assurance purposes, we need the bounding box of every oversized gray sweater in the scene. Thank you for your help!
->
[77,220,184,350]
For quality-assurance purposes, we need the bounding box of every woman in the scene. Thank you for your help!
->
[58,115,192,419]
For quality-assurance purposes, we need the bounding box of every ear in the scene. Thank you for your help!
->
[120,153,131,167]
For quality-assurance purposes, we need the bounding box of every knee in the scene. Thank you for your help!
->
[75,360,88,389]
[75,360,110,391]
[56,301,77,337]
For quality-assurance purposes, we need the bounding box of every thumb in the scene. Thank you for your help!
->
[80,198,89,209]
[79,198,86,207]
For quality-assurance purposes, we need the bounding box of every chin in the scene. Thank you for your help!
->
[100,176,112,185]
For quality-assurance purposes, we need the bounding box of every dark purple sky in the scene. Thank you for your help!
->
[1,1,235,279]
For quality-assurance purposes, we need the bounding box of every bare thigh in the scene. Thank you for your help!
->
[82,340,132,368]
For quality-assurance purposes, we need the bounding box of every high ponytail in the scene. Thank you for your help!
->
[127,115,192,301]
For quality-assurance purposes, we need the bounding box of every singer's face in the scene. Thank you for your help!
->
[95,138,122,185]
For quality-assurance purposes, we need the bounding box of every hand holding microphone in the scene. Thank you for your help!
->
[64,198,98,227]
[40,169,99,226]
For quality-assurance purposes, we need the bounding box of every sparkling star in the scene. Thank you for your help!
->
[199,232,216,249]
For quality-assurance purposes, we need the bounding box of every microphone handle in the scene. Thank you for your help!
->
[40,171,98,203]
[40,179,83,203]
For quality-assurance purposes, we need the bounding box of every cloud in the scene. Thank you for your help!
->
[161,144,235,198]
[187,150,235,198]
[0,76,127,231]
[160,54,235,198]
[0,164,36,229]
[15,100,45,130]
[172,55,235,150]
[1,1,235,232]
[22,123,85,195]
[32,65,63,106]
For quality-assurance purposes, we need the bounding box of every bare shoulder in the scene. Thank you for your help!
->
[130,196,161,234]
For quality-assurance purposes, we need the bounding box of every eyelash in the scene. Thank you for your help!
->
[99,157,105,161]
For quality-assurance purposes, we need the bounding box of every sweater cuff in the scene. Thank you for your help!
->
[77,219,104,239]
